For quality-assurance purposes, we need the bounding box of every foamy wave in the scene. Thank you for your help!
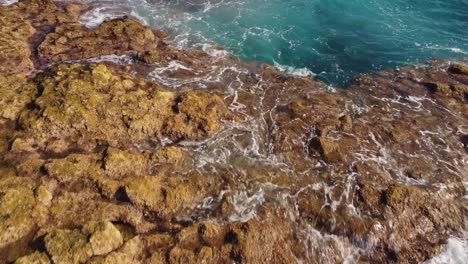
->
[0,0,18,6]
[424,237,468,264]
[202,43,230,58]
[419,43,468,55]
[274,61,316,77]
[78,0,149,28]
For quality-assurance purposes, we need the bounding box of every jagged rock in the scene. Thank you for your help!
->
[89,236,146,264]
[11,0,86,28]
[49,190,156,233]
[44,228,94,263]
[38,17,161,63]
[14,251,50,264]
[85,222,124,256]
[125,176,164,212]
[0,10,35,74]
[449,63,468,75]
[375,184,464,263]
[0,174,38,262]
[309,137,342,161]
[0,0,89,74]
[104,147,147,175]
[164,90,235,141]
[18,63,233,153]
[227,214,298,263]
[44,222,124,262]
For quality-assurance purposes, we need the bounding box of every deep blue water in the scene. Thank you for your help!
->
[37,0,468,84]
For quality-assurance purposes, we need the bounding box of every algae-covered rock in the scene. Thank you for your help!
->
[0,73,36,124]
[125,176,164,212]
[44,153,101,184]
[103,147,150,179]
[0,0,89,74]
[0,173,39,262]
[165,90,234,141]
[309,137,342,161]
[163,209,299,264]
[15,251,50,264]
[44,228,93,263]
[0,9,35,74]
[11,0,86,28]
[49,191,156,233]
[88,236,146,264]
[228,217,298,264]
[85,222,124,256]
[19,63,232,153]
[44,222,124,263]
[169,246,216,264]
[449,63,468,75]
[39,17,161,63]
[0,188,36,251]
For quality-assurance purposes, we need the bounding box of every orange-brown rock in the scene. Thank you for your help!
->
[17,63,233,154]
[38,17,163,63]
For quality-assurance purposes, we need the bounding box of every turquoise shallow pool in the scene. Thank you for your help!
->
[35,0,468,84]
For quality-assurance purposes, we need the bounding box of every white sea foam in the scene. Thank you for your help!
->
[274,61,316,77]
[59,54,135,66]
[227,189,266,222]
[0,0,17,6]
[80,6,125,28]
[421,44,468,55]
[202,43,230,58]
[424,238,468,264]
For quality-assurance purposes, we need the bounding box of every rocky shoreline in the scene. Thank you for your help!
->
[1,0,467,263]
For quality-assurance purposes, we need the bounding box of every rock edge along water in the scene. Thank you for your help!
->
[0,0,467,263]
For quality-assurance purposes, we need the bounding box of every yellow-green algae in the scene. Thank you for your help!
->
[17,63,233,154]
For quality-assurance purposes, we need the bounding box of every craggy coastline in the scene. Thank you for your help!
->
[0,0,467,263]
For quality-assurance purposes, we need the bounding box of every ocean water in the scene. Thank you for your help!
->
[4,0,466,84]
[64,0,468,85]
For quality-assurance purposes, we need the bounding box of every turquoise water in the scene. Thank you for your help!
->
[176,0,468,84]
[63,0,468,84]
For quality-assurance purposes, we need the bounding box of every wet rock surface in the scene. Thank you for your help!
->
[0,0,467,263]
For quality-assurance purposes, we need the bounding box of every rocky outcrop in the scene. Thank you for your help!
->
[0,1,466,263]
[16,63,233,154]
[38,17,168,64]
[0,73,36,124]
[0,6,35,74]
[0,0,88,73]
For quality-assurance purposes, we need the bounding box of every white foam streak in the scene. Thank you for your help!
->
[0,0,17,6]
[425,238,468,264]
[274,61,316,77]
